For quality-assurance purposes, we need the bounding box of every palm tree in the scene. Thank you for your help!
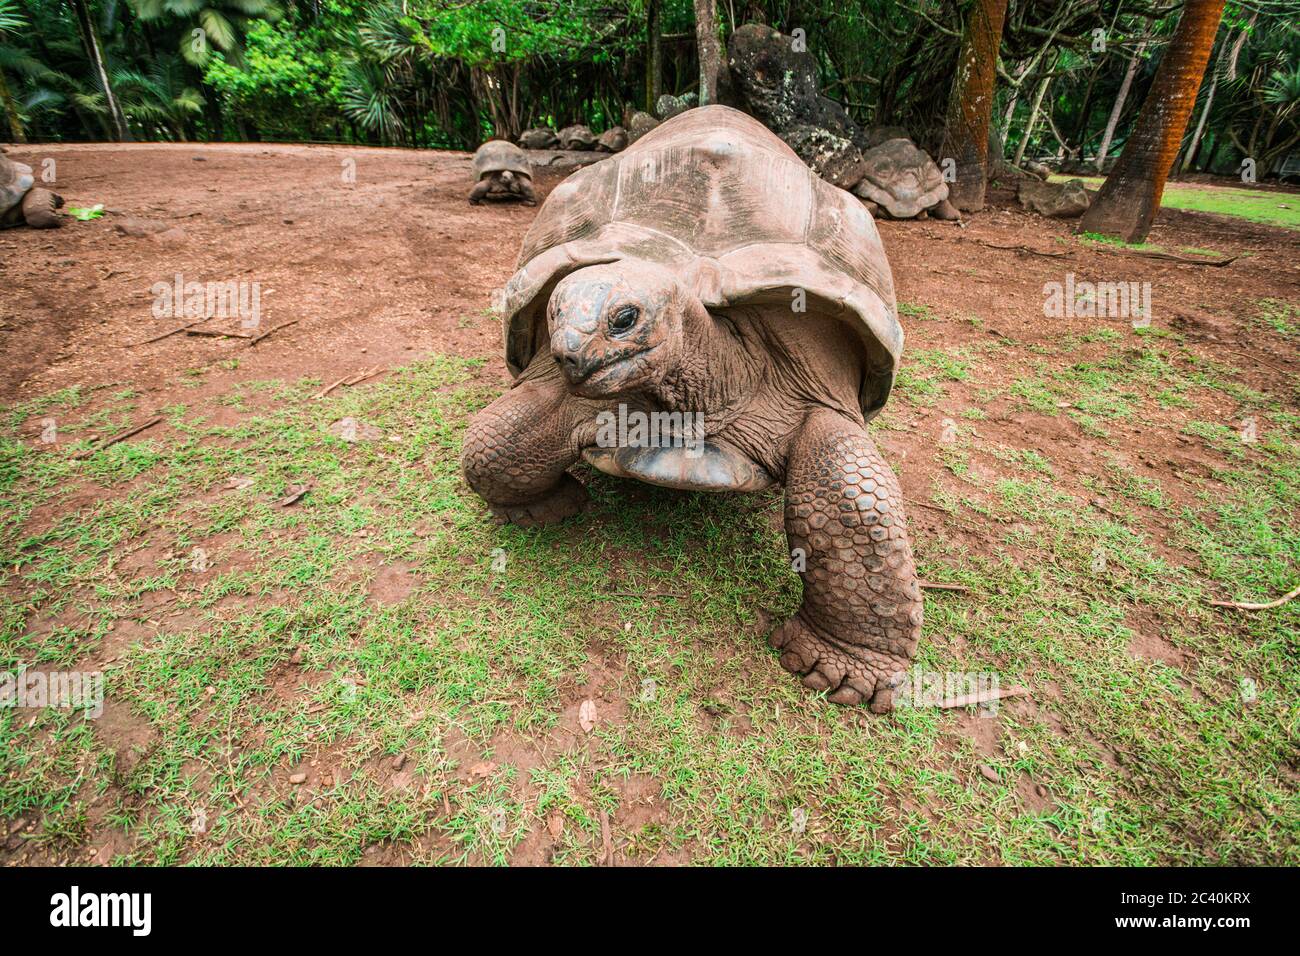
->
[0,0,26,141]
[1080,0,1227,241]
[129,0,283,68]
[111,56,205,139]
[941,0,1011,211]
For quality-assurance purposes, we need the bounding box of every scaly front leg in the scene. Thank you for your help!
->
[461,352,592,527]
[771,408,923,710]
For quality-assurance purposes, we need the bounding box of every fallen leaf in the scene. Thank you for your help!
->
[579,699,597,733]
[468,761,496,780]
[548,812,565,839]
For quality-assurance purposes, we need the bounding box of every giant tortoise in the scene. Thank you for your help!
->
[461,105,922,710]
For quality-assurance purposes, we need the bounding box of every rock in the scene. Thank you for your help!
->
[852,138,949,219]
[518,127,559,149]
[728,23,829,133]
[328,417,383,442]
[782,124,866,189]
[113,217,168,238]
[288,772,307,785]
[627,111,661,142]
[154,226,188,245]
[596,126,629,152]
[978,764,999,783]
[557,124,596,150]
[655,93,696,120]
[1017,177,1090,218]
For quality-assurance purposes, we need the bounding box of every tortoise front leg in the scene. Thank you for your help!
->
[772,408,923,710]
[461,352,591,527]
[518,177,538,206]
[22,188,63,228]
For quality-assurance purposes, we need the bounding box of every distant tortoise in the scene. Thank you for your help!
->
[469,140,537,206]
[1,150,63,229]
[462,105,922,710]
[853,138,951,219]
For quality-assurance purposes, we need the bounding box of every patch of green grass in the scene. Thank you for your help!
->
[1,342,1296,866]
[1058,175,1300,231]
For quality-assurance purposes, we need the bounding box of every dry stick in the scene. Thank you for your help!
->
[977,240,1070,259]
[275,484,312,508]
[919,580,969,593]
[1208,582,1300,612]
[935,685,1029,709]
[186,328,253,339]
[599,808,614,866]
[909,500,953,514]
[126,314,217,347]
[249,319,299,346]
[312,366,385,400]
[1219,346,1292,377]
[1094,246,1239,268]
[72,416,162,460]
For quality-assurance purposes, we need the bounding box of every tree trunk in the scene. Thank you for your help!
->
[0,68,25,142]
[70,0,131,141]
[645,0,662,113]
[940,0,1011,211]
[1013,70,1052,167]
[1080,0,1225,241]
[1179,65,1217,174]
[1095,42,1145,171]
[694,0,722,106]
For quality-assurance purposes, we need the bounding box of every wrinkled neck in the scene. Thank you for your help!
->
[648,298,760,418]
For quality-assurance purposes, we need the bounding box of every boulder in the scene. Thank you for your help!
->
[518,127,559,150]
[782,124,867,190]
[557,125,597,150]
[852,138,949,219]
[1017,177,1090,218]
[627,111,661,142]
[655,93,696,121]
[596,126,629,152]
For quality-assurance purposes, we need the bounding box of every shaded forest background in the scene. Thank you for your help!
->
[1,0,1297,179]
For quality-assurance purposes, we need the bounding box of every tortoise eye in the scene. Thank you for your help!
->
[609,306,639,334]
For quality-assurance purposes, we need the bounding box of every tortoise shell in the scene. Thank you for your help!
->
[501,105,901,418]
[0,152,35,219]
[472,140,532,180]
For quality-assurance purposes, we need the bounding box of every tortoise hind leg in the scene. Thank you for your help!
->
[771,408,922,710]
[461,352,590,527]
[22,188,64,228]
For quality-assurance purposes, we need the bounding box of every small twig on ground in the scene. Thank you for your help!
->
[599,808,614,866]
[312,365,384,400]
[978,240,1070,258]
[275,484,312,508]
[249,319,299,346]
[186,328,253,339]
[909,500,953,515]
[1219,347,1292,376]
[1093,246,1238,267]
[919,580,969,593]
[72,416,162,460]
[936,685,1029,709]
[126,315,216,346]
[1208,582,1300,612]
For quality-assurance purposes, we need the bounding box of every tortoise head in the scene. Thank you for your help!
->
[547,261,689,398]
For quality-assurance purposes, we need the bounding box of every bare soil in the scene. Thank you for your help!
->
[1,143,1297,866]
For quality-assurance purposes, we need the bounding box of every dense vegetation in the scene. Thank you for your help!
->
[2,0,1297,177]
